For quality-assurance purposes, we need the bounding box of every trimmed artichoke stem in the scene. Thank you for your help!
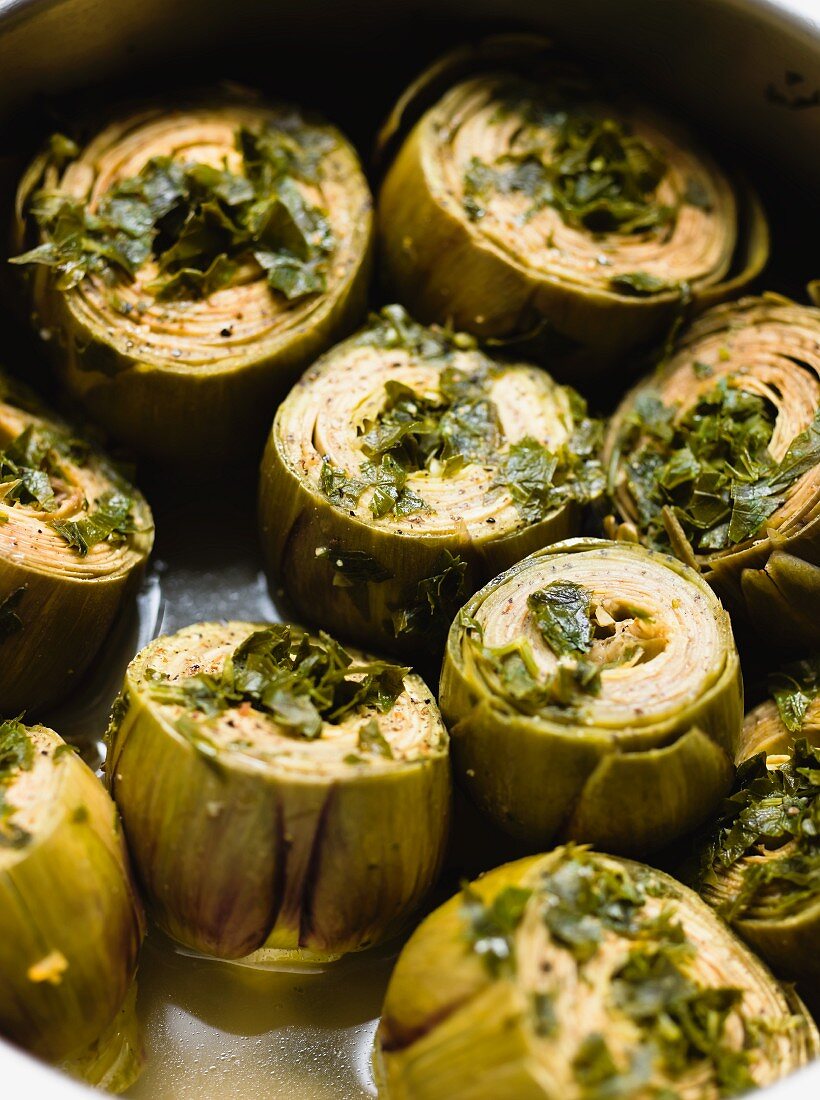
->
[105,622,450,962]
[377,849,818,1100]
[14,98,374,466]
[378,40,767,371]
[0,724,144,1087]
[440,538,742,855]
[604,295,820,652]
[0,373,153,714]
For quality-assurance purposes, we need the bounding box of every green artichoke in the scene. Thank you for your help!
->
[694,655,820,991]
[105,620,450,963]
[10,91,373,465]
[258,305,604,655]
[440,537,742,854]
[0,370,153,714]
[0,718,144,1092]
[604,295,820,651]
[377,35,767,372]
[376,846,817,1100]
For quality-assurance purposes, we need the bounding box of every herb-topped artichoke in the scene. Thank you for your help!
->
[0,718,144,1092]
[604,296,820,650]
[694,657,820,990]
[259,305,603,655]
[440,538,742,854]
[738,654,820,761]
[0,371,153,714]
[378,36,767,369]
[105,621,450,963]
[376,846,817,1100]
[10,93,373,465]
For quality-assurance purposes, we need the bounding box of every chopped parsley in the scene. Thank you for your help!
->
[391,552,467,639]
[0,717,34,848]
[496,402,605,524]
[463,104,674,236]
[0,426,60,510]
[51,489,135,555]
[697,739,820,922]
[148,624,408,745]
[767,655,820,734]
[528,580,594,656]
[315,546,393,588]
[461,882,533,975]
[620,377,820,555]
[11,123,336,302]
[0,587,26,644]
[357,717,394,758]
[0,425,136,554]
[320,323,604,527]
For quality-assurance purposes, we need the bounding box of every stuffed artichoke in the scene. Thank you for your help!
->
[259,305,603,655]
[0,371,153,714]
[376,846,817,1100]
[440,537,742,854]
[694,656,820,990]
[0,718,144,1092]
[604,295,820,650]
[105,620,450,963]
[10,92,373,465]
[378,35,767,369]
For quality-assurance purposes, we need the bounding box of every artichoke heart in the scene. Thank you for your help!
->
[0,718,144,1092]
[377,36,767,367]
[259,305,604,654]
[105,620,450,962]
[694,655,820,991]
[604,295,820,650]
[376,846,818,1100]
[440,537,742,854]
[0,371,153,714]
[10,92,373,464]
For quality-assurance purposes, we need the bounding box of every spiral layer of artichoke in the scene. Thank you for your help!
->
[259,307,599,655]
[376,847,817,1100]
[440,538,742,854]
[604,295,820,650]
[0,372,153,714]
[12,94,373,465]
[0,721,144,1091]
[377,36,767,370]
[105,621,450,962]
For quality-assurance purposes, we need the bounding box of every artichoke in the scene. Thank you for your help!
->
[377,35,767,369]
[0,370,153,714]
[258,305,604,655]
[694,656,820,990]
[105,620,450,963]
[10,92,373,465]
[439,537,742,854]
[0,717,144,1092]
[604,295,820,650]
[376,846,817,1100]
